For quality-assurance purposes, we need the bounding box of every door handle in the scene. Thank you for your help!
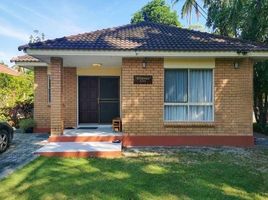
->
[97,97,100,104]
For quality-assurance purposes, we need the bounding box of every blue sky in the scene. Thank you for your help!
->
[0,0,206,66]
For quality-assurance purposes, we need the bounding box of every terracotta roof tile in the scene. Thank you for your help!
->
[18,22,268,52]
[0,64,20,76]
[10,55,40,63]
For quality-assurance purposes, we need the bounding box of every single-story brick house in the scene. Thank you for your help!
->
[13,22,268,148]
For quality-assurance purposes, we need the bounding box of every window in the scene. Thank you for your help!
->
[164,69,213,122]
[48,75,51,103]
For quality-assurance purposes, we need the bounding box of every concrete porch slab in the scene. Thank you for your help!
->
[63,127,122,136]
[35,142,122,158]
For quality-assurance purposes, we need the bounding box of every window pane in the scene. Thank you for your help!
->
[189,106,213,121]
[189,70,212,103]
[165,70,187,102]
[164,105,188,121]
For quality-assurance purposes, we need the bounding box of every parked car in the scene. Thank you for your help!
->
[0,122,14,153]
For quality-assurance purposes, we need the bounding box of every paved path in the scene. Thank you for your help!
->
[0,133,48,180]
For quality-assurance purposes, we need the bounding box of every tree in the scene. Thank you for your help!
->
[187,23,206,32]
[173,0,208,22]
[205,0,268,127]
[174,0,268,127]
[131,0,181,27]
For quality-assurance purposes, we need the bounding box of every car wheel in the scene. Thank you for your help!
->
[0,129,9,153]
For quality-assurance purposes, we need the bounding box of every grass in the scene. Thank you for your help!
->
[0,147,268,200]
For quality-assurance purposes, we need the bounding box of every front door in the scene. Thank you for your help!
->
[78,76,120,124]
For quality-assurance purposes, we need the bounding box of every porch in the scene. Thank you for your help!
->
[46,55,123,136]
[35,126,123,158]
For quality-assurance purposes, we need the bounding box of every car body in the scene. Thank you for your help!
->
[0,122,14,153]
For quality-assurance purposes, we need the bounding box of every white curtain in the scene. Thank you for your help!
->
[164,105,188,121]
[189,106,213,121]
[164,69,213,122]
[189,70,212,103]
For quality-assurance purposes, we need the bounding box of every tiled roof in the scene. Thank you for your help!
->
[10,55,40,63]
[0,64,20,76]
[18,22,268,52]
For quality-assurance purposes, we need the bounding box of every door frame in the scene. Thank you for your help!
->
[77,75,121,127]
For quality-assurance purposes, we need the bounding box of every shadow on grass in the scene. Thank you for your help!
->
[0,153,267,200]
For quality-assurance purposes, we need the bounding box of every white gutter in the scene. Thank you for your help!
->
[14,61,48,67]
[25,49,268,58]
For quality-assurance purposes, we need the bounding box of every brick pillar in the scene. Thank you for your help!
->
[50,57,64,135]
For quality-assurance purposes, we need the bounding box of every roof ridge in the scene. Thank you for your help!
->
[18,21,268,52]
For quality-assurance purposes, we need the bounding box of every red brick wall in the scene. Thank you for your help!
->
[63,68,77,128]
[34,66,77,133]
[121,58,253,136]
[34,67,50,132]
[34,57,253,139]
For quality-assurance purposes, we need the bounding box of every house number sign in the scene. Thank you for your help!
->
[133,75,153,84]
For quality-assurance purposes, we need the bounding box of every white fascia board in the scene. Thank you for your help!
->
[26,49,268,58]
[15,61,48,67]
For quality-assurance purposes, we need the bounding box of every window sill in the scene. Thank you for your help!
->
[164,122,215,128]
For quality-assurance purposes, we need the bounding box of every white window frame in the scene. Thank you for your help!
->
[164,69,214,122]
[47,75,51,104]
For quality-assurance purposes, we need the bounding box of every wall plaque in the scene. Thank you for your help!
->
[134,75,153,84]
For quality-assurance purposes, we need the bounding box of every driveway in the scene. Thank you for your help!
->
[0,133,48,180]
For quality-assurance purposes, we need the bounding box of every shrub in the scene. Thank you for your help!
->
[19,118,36,133]
[0,72,34,127]
[253,123,263,133]
[0,100,34,128]
[264,125,268,136]
[253,123,268,136]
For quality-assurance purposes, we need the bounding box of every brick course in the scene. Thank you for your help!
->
[63,67,77,128]
[34,66,77,132]
[50,57,63,135]
[34,67,50,131]
[121,58,253,136]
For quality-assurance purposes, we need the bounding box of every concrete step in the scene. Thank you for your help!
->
[48,135,123,142]
[34,142,122,158]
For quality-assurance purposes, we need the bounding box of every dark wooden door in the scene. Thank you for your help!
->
[78,77,98,123]
[99,77,120,123]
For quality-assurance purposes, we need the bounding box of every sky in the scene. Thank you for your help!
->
[0,0,206,66]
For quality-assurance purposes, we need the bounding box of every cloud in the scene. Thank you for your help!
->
[0,4,33,28]
[0,50,22,66]
[0,24,29,42]
[15,2,86,36]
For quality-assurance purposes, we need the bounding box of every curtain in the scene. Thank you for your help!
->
[164,105,188,121]
[164,69,213,122]
[165,70,187,102]
[189,106,213,121]
[189,70,212,103]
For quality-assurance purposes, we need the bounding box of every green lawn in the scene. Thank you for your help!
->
[1,148,268,200]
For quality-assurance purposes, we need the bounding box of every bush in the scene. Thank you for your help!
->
[0,72,34,127]
[264,126,268,136]
[19,118,36,133]
[253,123,268,135]
[253,123,262,133]
[1,100,33,128]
